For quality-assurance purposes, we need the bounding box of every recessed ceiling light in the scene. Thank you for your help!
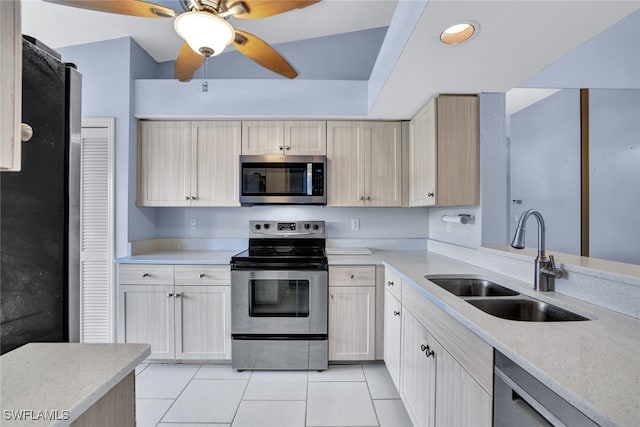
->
[440,22,477,45]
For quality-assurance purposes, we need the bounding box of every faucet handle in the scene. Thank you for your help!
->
[545,255,564,278]
[549,255,556,269]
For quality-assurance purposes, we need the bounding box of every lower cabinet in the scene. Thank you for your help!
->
[118,264,231,361]
[383,288,402,389]
[328,265,376,361]
[384,266,493,427]
[401,310,437,427]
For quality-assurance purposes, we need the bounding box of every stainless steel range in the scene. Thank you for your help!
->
[231,220,328,370]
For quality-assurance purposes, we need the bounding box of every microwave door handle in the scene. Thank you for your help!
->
[307,163,313,195]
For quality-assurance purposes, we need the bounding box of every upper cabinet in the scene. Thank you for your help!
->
[0,0,22,171]
[241,121,326,155]
[137,121,241,207]
[409,95,480,207]
[327,121,403,207]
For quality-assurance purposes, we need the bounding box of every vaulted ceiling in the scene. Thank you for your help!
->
[21,1,640,118]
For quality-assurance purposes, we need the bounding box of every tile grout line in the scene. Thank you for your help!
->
[362,364,382,427]
[229,367,254,426]
[151,363,202,426]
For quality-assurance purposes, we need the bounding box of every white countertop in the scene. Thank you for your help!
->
[0,343,150,426]
[373,250,639,427]
[112,248,639,426]
[115,250,239,264]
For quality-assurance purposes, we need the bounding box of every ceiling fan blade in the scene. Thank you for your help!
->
[233,30,297,79]
[175,43,205,82]
[43,0,175,18]
[229,0,320,19]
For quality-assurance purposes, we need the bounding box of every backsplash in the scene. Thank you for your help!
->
[153,206,430,239]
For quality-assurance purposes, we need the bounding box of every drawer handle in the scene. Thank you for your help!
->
[387,281,394,286]
[349,274,355,279]
[167,292,174,298]
[393,310,400,316]
[141,273,150,278]
[199,273,206,278]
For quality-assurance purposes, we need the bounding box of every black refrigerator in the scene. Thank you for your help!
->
[0,36,81,354]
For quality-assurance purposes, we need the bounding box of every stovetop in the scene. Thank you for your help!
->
[231,220,327,270]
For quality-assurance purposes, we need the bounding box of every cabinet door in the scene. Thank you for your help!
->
[175,285,231,360]
[328,286,375,360]
[119,285,175,360]
[435,345,492,427]
[409,100,437,207]
[191,121,241,206]
[326,121,366,206]
[283,121,327,155]
[138,121,191,206]
[0,0,21,171]
[383,290,402,389]
[436,95,480,206]
[401,310,436,427]
[241,121,284,155]
[366,122,402,207]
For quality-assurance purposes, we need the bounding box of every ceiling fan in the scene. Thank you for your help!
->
[44,0,321,81]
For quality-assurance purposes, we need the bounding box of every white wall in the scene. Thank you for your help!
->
[154,206,429,240]
[589,89,640,264]
[509,89,581,255]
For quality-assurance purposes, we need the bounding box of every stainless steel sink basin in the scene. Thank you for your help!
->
[425,276,520,297]
[466,298,589,322]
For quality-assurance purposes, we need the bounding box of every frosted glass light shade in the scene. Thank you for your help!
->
[174,11,234,56]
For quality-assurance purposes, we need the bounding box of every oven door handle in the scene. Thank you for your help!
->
[495,368,563,427]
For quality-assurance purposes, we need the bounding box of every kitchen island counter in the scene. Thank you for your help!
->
[0,343,150,426]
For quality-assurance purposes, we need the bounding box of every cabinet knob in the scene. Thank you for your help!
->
[285,145,290,151]
[199,273,206,278]
[366,196,371,201]
[167,292,174,298]
[141,273,150,278]
[279,146,284,151]
[423,344,435,358]
[393,310,400,316]
[330,294,334,299]
[387,281,394,286]
[185,196,190,200]
[360,196,365,201]
[174,293,182,298]
[427,192,435,198]
[349,274,355,279]
[191,196,197,200]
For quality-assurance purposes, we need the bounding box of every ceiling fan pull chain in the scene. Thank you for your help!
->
[202,56,209,92]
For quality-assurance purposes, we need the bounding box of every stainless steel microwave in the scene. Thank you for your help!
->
[239,155,327,205]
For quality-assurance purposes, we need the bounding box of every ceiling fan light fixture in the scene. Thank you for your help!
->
[440,22,477,45]
[174,11,234,57]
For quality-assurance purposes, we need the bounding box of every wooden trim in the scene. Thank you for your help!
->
[580,89,589,257]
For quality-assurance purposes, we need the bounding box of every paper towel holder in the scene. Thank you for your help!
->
[441,214,474,225]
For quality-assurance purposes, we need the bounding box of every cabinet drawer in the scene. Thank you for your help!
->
[119,264,174,285]
[384,268,402,300]
[329,265,375,287]
[174,265,230,285]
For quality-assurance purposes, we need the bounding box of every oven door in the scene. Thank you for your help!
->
[231,269,327,336]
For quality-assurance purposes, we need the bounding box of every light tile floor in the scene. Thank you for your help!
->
[135,362,413,427]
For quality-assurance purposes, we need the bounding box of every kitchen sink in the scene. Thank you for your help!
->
[425,276,520,297]
[466,298,589,322]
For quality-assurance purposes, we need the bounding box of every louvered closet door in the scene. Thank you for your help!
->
[80,121,114,343]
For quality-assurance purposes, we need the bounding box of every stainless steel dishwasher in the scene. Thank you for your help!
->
[494,351,598,427]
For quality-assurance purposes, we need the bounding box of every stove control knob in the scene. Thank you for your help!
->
[313,224,320,231]
[304,223,311,230]
[263,223,270,230]
[255,224,261,230]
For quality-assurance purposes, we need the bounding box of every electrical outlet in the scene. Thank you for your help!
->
[190,218,198,231]
[351,218,360,231]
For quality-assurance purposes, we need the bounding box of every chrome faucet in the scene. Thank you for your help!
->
[511,209,564,291]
